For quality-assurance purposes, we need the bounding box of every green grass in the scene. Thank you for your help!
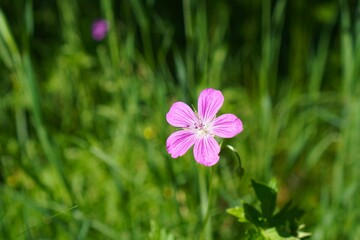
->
[0,0,360,239]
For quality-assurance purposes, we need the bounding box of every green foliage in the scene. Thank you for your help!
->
[226,207,247,223]
[228,180,310,239]
[251,180,277,222]
[149,220,175,240]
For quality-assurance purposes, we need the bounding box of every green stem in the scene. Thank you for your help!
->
[199,166,215,240]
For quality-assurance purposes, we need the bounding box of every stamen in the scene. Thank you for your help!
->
[194,122,205,130]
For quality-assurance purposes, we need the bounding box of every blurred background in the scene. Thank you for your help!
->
[1,0,360,239]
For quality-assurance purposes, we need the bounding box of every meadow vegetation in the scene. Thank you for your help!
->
[1,0,360,239]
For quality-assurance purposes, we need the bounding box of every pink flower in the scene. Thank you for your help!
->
[166,88,243,166]
[92,19,108,41]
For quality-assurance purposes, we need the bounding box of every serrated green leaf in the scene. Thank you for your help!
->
[272,201,304,226]
[272,201,306,238]
[245,228,265,240]
[298,230,311,239]
[262,228,299,240]
[244,203,264,227]
[251,179,277,221]
[226,207,248,223]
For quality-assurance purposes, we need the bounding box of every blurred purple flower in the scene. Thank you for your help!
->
[92,19,108,41]
[166,88,243,166]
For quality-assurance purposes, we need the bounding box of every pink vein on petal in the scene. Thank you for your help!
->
[166,130,197,158]
[198,89,224,123]
[193,136,220,166]
[166,102,198,128]
[211,113,243,138]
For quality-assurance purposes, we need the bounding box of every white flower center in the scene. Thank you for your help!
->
[192,120,213,138]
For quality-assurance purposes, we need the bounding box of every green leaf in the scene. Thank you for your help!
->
[251,180,277,221]
[262,228,299,240]
[244,203,264,227]
[245,228,265,240]
[226,207,248,223]
[297,225,312,239]
[272,201,305,237]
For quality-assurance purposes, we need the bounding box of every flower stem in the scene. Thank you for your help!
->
[199,166,215,240]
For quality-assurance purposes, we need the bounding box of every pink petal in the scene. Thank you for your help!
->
[198,89,224,123]
[193,136,220,166]
[166,130,197,158]
[166,102,198,128]
[211,114,243,138]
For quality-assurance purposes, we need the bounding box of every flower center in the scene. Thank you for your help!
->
[192,120,213,137]
[183,115,214,137]
[194,122,205,130]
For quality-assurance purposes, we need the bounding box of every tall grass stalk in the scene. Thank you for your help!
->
[257,0,287,180]
[312,1,360,238]
[198,166,214,240]
[0,7,74,206]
